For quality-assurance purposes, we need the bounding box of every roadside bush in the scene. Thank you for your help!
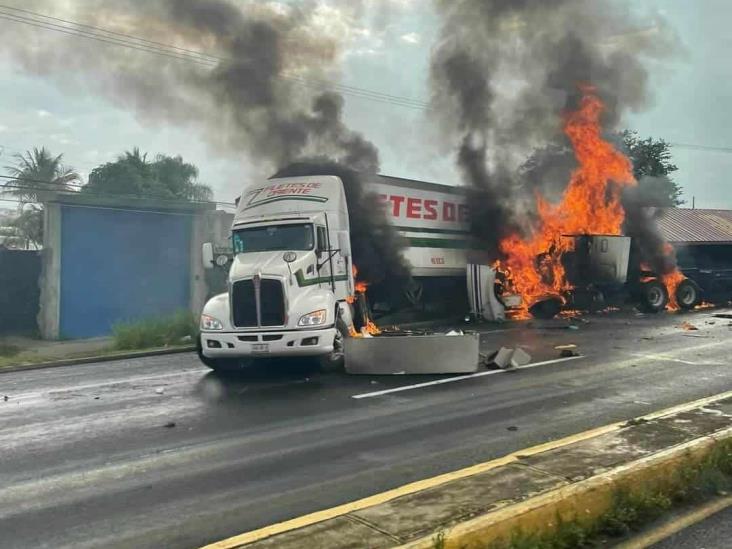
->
[112,310,198,350]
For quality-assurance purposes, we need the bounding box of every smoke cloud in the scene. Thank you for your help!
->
[1,0,411,283]
[0,0,379,173]
[429,0,678,260]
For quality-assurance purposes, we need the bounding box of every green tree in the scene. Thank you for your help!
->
[11,206,43,249]
[84,148,213,202]
[2,147,81,207]
[620,130,683,207]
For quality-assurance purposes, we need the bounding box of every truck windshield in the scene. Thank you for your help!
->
[232,223,314,253]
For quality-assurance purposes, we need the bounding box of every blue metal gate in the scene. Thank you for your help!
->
[59,205,192,338]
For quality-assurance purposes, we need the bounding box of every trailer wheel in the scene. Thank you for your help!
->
[638,280,669,313]
[675,279,700,310]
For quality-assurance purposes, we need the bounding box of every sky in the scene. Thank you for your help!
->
[0,0,730,209]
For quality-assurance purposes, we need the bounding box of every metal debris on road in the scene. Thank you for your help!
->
[679,321,699,331]
[163,421,176,428]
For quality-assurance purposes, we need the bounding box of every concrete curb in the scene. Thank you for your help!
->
[206,391,732,549]
[398,428,732,549]
[0,345,196,374]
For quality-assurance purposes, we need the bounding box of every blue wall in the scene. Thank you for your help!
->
[59,205,192,338]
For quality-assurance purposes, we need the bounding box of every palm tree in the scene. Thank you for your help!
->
[2,147,81,208]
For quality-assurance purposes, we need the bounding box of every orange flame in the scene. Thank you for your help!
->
[660,243,686,310]
[494,85,636,315]
[346,264,381,336]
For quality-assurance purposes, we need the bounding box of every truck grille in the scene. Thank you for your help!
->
[232,278,285,328]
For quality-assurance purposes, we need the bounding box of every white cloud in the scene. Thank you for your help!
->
[36,109,52,118]
[400,32,420,44]
[0,124,7,132]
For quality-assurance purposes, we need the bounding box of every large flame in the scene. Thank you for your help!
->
[494,85,637,315]
[347,264,381,336]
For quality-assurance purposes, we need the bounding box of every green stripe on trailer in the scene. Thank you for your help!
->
[406,237,469,249]
[394,226,469,236]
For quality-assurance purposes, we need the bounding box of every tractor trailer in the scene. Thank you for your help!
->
[197,174,471,371]
[197,173,725,371]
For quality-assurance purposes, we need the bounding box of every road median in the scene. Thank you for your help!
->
[203,391,732,549]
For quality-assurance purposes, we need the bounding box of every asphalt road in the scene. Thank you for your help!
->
[651,504,732,548]
[1,308,731,549]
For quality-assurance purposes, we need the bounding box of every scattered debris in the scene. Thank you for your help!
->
[506,425,519,432]
[679,321,699,331]
[155,388,165,395]
[560,349,579,358]
[528,297,563,319]
[554,344,577,350]
[163,421,176,429]
[510,347,532,368]
[641,336,654,340]
[3,395,8,401]
[713,313,732,319]
[490,347,514,369]
[445,329,464,336]
[624,417,649,427]
[567,325,580,331]
[94,396,100,400]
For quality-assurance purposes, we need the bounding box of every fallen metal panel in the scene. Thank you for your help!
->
[344,333,480,375]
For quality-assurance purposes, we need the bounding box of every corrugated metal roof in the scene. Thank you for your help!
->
[653,208,732,244]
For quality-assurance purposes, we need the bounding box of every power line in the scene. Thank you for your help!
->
[0,174,237,208]
[671,142,732,154]
[0,5,430,110]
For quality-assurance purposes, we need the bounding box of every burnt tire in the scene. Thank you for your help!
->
[675,278,701,310]
[639,280,669,313]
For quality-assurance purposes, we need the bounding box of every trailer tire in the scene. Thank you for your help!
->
[675,278,701,310]
[639,280,669,313]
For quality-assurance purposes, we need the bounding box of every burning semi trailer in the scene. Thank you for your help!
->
[472,87,701,320]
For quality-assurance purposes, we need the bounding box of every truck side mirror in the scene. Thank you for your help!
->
[316,226,327,257]
[338,231,351,258]
[202,242,214,270]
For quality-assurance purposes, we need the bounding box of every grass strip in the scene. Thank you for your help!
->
[487,438,732,549]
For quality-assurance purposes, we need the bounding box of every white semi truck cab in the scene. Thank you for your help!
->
[198,175,357,371]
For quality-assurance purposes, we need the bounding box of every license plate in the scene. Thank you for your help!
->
[251,343,270,354]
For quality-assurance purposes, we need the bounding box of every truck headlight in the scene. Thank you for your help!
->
[298,309,327,327]
[200,313,224,331]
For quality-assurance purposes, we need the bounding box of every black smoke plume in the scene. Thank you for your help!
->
[1,0,379,172]
[273,161,411,286]
[1,1,408,282]
[429,0,678,261]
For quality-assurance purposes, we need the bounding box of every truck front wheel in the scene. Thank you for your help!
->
[676,279,701,310]
[318,320,348,372]
[638,280,669,313]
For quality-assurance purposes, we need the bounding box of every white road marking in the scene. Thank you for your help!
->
[351,355,584,399]
[627,353,724,366]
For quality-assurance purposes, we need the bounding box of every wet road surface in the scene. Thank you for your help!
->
[1,309,730,548]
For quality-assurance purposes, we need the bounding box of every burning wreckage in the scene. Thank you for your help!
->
[2,1,723,373]
[197,88,722,375]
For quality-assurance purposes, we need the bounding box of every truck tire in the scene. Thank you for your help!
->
[196,336,252,373]
[638,280,669,313]
[318,319,348,372]
[675,278,701,310]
